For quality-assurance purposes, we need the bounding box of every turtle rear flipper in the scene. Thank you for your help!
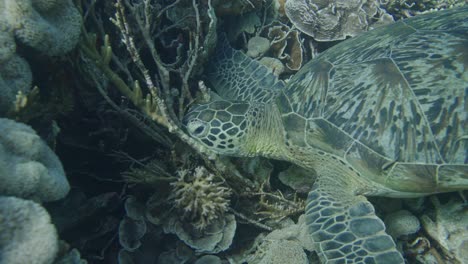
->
[206,34,284,103]
[306,184,404,263]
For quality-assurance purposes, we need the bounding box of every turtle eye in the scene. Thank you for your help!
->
[187,120,209,138]
[193,125,205,135]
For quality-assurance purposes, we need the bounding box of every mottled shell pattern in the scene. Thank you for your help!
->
[276,7,467,193]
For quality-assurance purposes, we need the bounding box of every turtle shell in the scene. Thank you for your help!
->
[277,7,468,193]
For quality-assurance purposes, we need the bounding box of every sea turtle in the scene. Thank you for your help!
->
[183,7,468,263]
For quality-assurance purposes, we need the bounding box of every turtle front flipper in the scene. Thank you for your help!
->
[206,34,284,103]
[306,184,404,263]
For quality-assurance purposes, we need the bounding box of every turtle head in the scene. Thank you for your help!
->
[183,100,254,156]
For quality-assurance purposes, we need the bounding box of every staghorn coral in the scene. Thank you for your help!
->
[170,166,231,230]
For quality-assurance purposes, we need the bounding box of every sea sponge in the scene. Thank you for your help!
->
[0,196,59,264]
[0,118,70,202]
[170,166,231,230]
[2,0,82,56]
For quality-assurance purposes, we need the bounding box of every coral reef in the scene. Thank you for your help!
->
[285,0,394,41]
[382,0,467,18]
[420,196,468,263]
[170,166,231,230]
[257,240,308,264]
[229,215,314,263]
[266,24,304,71]
[2,0,82,56]
[119,216,147,252]
[163,213,237,253]
[0,21,32,113]
[0,118,70,202]
[0,196,59,264]
[0,0,81,113]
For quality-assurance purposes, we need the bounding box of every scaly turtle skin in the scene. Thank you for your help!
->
[183,7,468,263]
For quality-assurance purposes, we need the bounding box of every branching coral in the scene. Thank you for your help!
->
[170,166,231,230]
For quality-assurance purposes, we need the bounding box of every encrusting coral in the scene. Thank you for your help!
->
[0,196,59,264]
[170,166,231,230]
[0,118,70,202]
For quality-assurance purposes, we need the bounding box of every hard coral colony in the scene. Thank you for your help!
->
[0,0,467,264]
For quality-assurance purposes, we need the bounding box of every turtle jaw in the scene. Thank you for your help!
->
[241,103,288,160]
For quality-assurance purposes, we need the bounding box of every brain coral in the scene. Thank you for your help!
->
[0,196,59,264]
[0,118,70,202]
[2,0,82,56]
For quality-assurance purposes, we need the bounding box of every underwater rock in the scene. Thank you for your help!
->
[420,196,468,263]
[285,0,394,41]
[384,210,421,239]
[259,240,308,264]
[0,118,70,202]
[231,215,314,263]
[0,196,59,264]
[163,214,236,254]
[264,214,315,252]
